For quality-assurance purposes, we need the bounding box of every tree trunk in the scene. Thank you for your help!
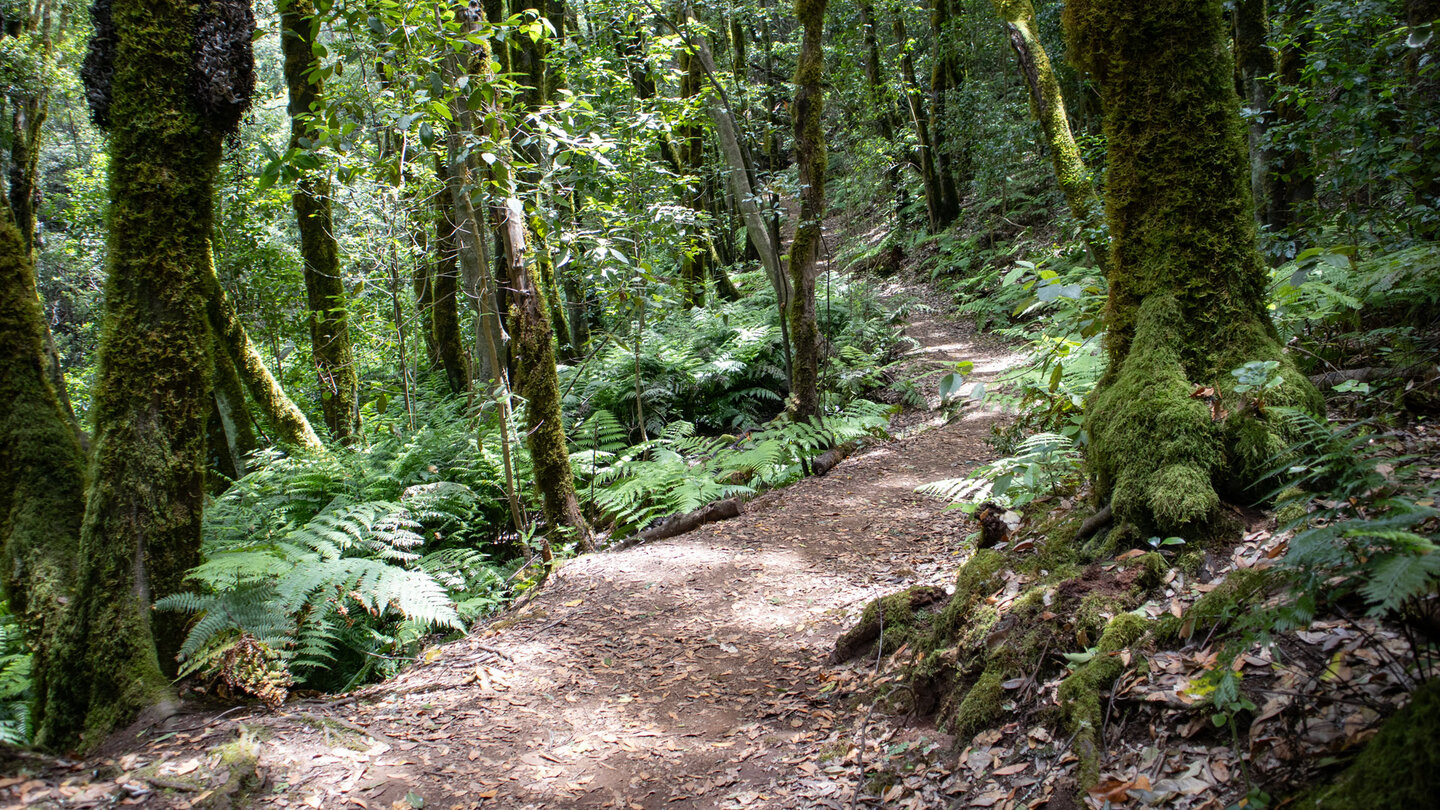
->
[893,13,945,232]
[858,0,904,220]
[50,0,255,747]
[204,268,325,453]
[1234,0,1278,230]
[1066,0,1321,537]
[678,45,708,309]
[993,0,1106,269]
[431,160,471,394]
[788,0,828,421]
[1268,1,1314,233]
[0,214,85,748]
[498,16,592,551]
[929,0,963,221]
[282,1,358,443]
[208,337,258,488]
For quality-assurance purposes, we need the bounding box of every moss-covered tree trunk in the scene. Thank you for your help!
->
[430,165,470,396]
[994,0,1107,270]
[495,18,592,552]
[282,0,358,444]
[204,260,325,452]
[50,0,255,748]
[788,0,828,422]
[1066,0,1321,536]
[0,214,85,748]
[892,12,947,232]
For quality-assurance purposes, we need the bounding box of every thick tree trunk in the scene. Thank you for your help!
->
[51,0,254,747]
[993,0,1106,269]
[1066,0,1321,537]
[788,0,828,421]
[0,215,85,748]
[282,1,358,443]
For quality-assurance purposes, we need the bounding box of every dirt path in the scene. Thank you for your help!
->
[0,278,1024,810]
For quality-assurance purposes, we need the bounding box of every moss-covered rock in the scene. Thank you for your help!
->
[1295,679,1440,809]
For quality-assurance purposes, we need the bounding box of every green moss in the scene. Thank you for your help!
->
[1154,567,1278,645]
[951,667,1007,741]
[39,0,238,749]
[1176,550,1205,577]
[1059,612,1149,790]
[1066,0,1323,536]
[1294,679,1440,808]
[932,550,1006,640]
[0,215,87,748]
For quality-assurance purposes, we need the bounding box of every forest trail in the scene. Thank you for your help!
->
[1,277,1024,810]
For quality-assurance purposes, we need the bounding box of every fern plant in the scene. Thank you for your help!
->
[1266,409,1440,623]
[577,400,893,539]
[0,602,32,745]
[918,432,1083,513]
[161,407,523,696]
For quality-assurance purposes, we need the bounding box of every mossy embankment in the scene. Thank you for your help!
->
[831,498,1253,796]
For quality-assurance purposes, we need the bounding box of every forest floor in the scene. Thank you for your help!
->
[0,255,1039,809]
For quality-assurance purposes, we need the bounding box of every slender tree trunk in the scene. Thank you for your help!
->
[282,1,358,443]
[208,340,258,488]
[929,0,966,216]
[1269,1,1314,233]
[678,46,707,308]
[413,241,441,369]
[0,214,85,748]
[430,163,470,395]
[1234,0,1278,230]
[893,13,944,233]
[993,0,1106,269]
[204,268,325,453]
[500,15,593,551]
[788,0,827,421]
[858,0,903,220]
[1066,0,1321,544]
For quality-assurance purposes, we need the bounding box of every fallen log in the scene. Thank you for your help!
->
[1309,366,1433,391]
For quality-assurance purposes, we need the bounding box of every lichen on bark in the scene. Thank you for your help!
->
[1066,0,1322,537]
[787,0,827,422]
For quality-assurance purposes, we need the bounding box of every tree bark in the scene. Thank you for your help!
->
[282,0,358,443]
[50,0,254,748]
[892,12,945,232]
[788,0,828,421]
[993,0,1107,269]
[1066,0,1322,537]
[431,160,471,394]
[1234,0,1278,229]
[204,268,325,453]
[0,214,85,749]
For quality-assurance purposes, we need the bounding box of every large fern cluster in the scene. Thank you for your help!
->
[576,400,892,538]
[160,412,521,695]
[562,271,904,436]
